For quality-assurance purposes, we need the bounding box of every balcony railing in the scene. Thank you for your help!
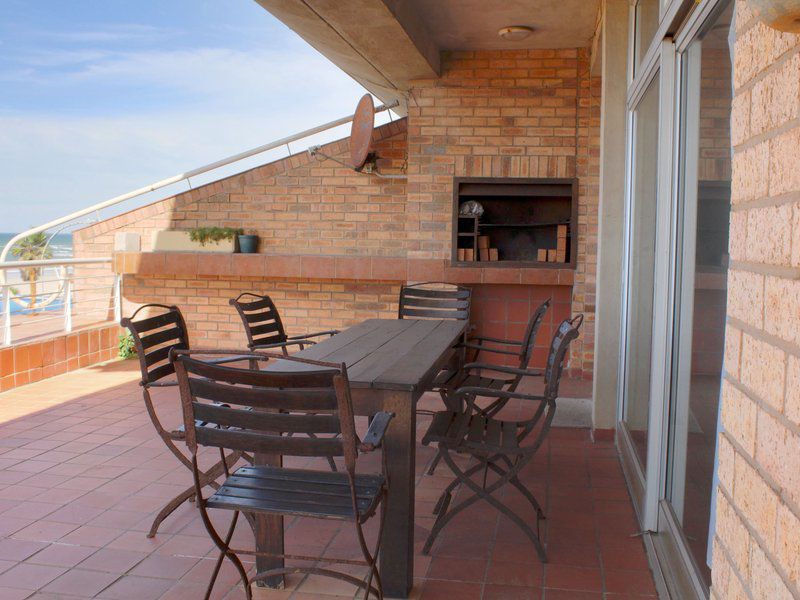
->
[0,257,117,346]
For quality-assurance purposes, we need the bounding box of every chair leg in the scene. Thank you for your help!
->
[197,503,252,600]
[205,510,244,600]
[147,484,197,538]
[426,449,443,476]
[423,450,547,562]
[354,497,386,600]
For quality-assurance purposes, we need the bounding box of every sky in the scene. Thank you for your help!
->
[0,0,388,233]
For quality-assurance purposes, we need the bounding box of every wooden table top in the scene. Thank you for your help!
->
[266,318,465,392]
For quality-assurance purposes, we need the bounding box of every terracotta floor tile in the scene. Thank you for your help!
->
[0,562,67,590]
[95,574,173,599]
[77,548,148,573]
[426,556,486,582]
[0,587,35,600]
[604,569,658,596]
[418,580,482,599]
[544,564,603,592]
[543,589,602,599]
[129,554,199,580]
[41,567,120,596]
[12,519,79,542]
[483,584,539,599]
[485,559,543,588]
[26,542,97,567]
[59,524,120,547]
[0,539,49,561]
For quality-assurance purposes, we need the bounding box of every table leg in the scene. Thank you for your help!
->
[380,390,415,598]
[254,451,284,588]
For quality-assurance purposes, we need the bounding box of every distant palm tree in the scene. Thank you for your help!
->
[11,233,52,312]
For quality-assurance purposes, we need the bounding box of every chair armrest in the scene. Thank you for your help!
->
[205,355,255,365]
[359,411,394,452]
[461,342,519,356]
[463,362,544,378]
[252,340,307,350]
[288,330,340,341]
[469,335,522,346]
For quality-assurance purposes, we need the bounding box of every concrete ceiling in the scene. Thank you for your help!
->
[255,0,600,114]
[405,0,600,50]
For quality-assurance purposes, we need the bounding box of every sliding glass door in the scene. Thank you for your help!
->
[666,1,733,591]
[617,1,734,597]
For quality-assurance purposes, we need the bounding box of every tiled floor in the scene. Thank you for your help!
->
[0,360,657,599]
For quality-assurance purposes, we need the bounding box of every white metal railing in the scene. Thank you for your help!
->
[0,258,117,346]
[0,99,399,270]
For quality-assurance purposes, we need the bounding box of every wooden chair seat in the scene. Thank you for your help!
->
[433,367,512,387]
[207,465,385,522]
[422,410,524,455]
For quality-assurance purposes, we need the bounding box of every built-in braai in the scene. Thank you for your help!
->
[452,177,578,268]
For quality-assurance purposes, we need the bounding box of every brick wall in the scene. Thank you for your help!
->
[406,48,600,376]
[74,49,600,379]
[711,2,800,598]
[73,120,408,258]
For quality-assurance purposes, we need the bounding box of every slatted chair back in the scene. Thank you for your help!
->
[517,298,551,370]
[229,293,288,350]
[398,282,471,321]
[173,350,359,473]
[542,314,584,400]
[121,304,190,386]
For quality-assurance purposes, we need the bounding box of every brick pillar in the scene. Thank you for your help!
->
[710,2,800,598]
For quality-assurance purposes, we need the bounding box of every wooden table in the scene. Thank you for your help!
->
[257,318,466,598]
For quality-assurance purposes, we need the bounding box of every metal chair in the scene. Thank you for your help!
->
[229,292,339,353]
[440,297,552,417]
[399,282,472,399]
[424,298,550,475]
[398,282,471,321]
[120,304,250,538]
[230,292,342,471]
[172,349,394,600]
[421,315,583,562]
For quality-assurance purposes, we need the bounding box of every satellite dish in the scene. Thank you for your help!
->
[350,94,375,169]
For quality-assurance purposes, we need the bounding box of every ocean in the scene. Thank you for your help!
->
[1,233,73,314]
[0,232,73,260]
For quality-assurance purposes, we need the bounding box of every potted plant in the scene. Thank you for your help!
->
[151,227,242,253]
[237,231,260,254]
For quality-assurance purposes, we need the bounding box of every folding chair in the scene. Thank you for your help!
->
[421,315,583,562]
[442,298,552,416]
[172,349,394,600]
[425,298,550,475]
[398,281,472,403]
[398,282,472,321]
[230,292,342,471]
[120,304,250,538]
[229,292,339,353]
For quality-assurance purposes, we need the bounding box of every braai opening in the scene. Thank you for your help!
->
[452,177,578,268]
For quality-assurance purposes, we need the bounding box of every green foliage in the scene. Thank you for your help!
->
[188,227,243,246]
[11,233,53,311]
[118,332,137,360]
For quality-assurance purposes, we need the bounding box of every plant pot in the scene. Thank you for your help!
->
[750,0,800,32]
[238,234,259,254]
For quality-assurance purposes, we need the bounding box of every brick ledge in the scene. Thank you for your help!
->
[113,252,574,286]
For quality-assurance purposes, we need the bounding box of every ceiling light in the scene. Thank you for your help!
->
[498,25,534,41]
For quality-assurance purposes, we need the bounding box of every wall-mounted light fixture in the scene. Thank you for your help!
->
[750,0,800,32]
[497,25,535,41]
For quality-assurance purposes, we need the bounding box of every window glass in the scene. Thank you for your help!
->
[623,73,660,471]
[668,2,733,589]
[634,0,661,76]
